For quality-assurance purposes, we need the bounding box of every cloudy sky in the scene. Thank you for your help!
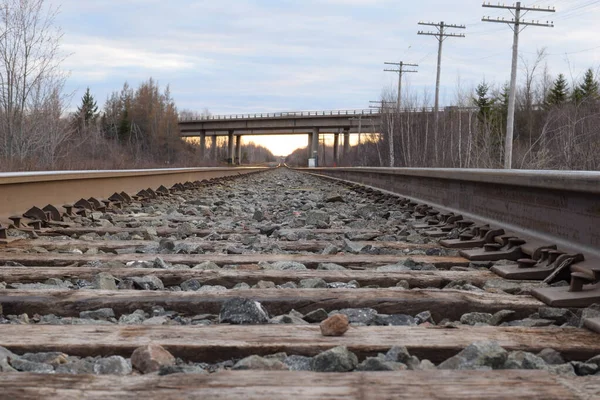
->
[52,0,600,155]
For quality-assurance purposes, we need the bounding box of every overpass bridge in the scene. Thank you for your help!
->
[178,109,382,165]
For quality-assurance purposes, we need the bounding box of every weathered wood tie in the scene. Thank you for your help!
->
[0,370,587,400]
[0,288,543,321]
[0,325,597,363]
[0,267,495,288]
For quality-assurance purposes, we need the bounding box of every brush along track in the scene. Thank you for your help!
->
[0,168,598,399]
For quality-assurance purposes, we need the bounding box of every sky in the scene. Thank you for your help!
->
[52,0,600,156]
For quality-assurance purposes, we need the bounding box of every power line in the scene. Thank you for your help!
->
[417,21,466,165]
[482,1,555,170]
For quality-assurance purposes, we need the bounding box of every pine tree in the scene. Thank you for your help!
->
[473,81,495,120]
[572,68,599,103]
[74,87,99,131]
[545,74,569,107]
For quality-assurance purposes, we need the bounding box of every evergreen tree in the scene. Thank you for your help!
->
[74,87,99,131]
[545,74,569,107]
[572,68,599,103]
[473,81,495,120]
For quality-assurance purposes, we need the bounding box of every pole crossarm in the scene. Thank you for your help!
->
[482,3,555,12]
[481,17,554,27]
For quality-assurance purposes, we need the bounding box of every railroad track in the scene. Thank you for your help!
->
[0,166,599,399]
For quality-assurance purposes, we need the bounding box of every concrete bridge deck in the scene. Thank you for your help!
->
[178,109,383,165]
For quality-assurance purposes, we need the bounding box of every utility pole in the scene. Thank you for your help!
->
[384,61,419,111]
[418,21,465,165]
[482,2,554,169]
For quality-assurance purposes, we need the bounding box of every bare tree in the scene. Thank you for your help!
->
[0,0,68,167]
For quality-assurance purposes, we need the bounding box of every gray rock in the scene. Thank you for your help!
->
[538,307,575,325]
[270,261,308,271]
[585,354,600,367]
[269,314,309,325]
[580,304,600,327]
[311,346,358,372]
[321,244,339,255]
[384,346,411,363]
[419,359,437,370]
[504,351,548,370]
[278,282,298,289]
[376,264,411,272]
[118,310,147,325]
[438,341,508,370]
[0,346,19,372]
[571,361,599,376]
[93,356,132,375]
[55,359,95,374]
[10,358,54,373]
[538,348,565,365]
[415,311,434,325]
[336,308,378,325]
[343,239,365,254]
[396,280,410,289]
[305,211,330,226]
[299,278,327,289]
[303,309,329,323]
[355,357,406,371]
[253,210,265,222]
[444,280,484,292]
[233,282,251,290]
[153,257,171,269]
[192,261,221,270]
[489,310,516,326]
[374,314,417,326]
[131,276,164,290]
[317,263,346,271]
[80,308,115,320]
[460,312,493,326]
[504,318,554,327]
[198,285,226,292]
[219,298,269,324]
[253,280,276,289]
[232,355,289,371]
[158,365,208,375]
[284,355,313,371]
[20,352,67,365]
[547,363,576,376]
[180,279,202,291]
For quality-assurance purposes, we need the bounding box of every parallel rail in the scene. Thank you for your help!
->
[0,167,267,218]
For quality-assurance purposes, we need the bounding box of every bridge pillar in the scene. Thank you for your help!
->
[235,135,242,165]
[227,130,234,165]
[307,132,313,161]
[199,130,206,159]
[333,133,339,166]
[211,136,218,160]
[343,128,350,163]
[311,128,319,166]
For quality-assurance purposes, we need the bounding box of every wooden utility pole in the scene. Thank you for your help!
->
[418,21,465,165]
[482,2,555,169]
[384,61,419,111]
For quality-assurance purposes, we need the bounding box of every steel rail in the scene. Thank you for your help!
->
[298,167,600,259]
[0,167,268,218]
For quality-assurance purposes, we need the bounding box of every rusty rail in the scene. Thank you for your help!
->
[0,167,267,219]
[301,167,600,259]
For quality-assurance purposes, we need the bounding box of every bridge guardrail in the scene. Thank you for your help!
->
[178,107,485,122]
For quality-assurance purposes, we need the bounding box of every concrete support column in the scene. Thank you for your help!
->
[343,128,350,164]
[227,130,234,165]
[333,133,339,166]
[235,135,242,165]
[311,128,319,166]
[211,136,218,160]
[199,130,206,159]
[307,133,313,162]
